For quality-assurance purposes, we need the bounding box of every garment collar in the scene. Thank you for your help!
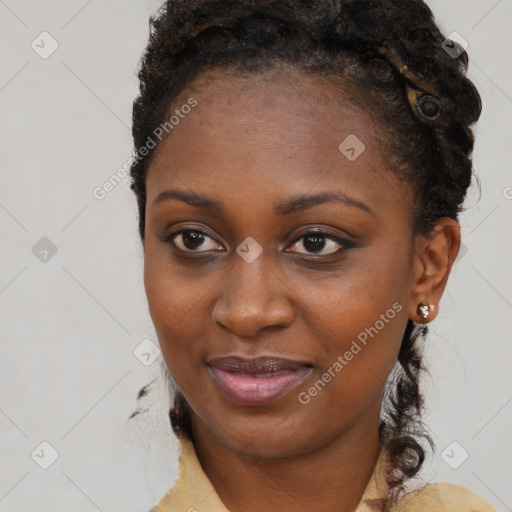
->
[154,435,391,512]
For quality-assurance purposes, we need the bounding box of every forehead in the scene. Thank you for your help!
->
[145,67,412,225]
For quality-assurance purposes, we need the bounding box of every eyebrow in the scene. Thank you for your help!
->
[151,189,375,216]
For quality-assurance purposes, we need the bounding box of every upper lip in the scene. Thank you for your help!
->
[207,356,311,374]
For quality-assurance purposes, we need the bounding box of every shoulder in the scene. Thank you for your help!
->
[392,482,500,512]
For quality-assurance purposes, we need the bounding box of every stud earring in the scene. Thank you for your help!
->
[417,301,435,320]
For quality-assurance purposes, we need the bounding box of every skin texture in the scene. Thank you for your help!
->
[143,67,460,512]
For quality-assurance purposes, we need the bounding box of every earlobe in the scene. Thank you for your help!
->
[408,218,461,324]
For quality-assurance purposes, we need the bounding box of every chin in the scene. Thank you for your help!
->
[196,406,329,460]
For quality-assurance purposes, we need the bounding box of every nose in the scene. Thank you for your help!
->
[212,253,294,338]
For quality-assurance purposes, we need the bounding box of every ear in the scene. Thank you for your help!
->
[408,217,461,323]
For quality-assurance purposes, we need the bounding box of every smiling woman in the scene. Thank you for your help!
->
[128,1,497,511]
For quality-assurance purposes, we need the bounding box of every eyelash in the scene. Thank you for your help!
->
[161,227,355,258]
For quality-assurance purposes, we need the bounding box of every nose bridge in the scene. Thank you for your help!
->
[230,250,271,302]
[212,249,293,337]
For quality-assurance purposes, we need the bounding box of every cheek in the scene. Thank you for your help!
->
[299,241,409,348]
[306,299,405,403]
[297,242,410,404]
[294,301,406,443]
[143,242,203,365]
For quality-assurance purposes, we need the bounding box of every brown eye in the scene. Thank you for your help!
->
[287,231,352,256]
[168,229,223,253]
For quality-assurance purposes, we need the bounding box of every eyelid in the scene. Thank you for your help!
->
[288,226,349,242]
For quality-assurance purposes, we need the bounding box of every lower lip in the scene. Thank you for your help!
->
[208,365,312,405]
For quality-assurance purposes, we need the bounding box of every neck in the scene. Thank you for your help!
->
[191,411,383,512]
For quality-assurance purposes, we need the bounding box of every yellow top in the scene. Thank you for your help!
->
[152,436,499,512]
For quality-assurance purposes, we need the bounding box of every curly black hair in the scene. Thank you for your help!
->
[128,0,481,508]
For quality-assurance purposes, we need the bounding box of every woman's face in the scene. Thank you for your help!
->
[143,67,420,457]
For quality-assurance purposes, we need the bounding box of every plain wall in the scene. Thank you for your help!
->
[1,1,511,510]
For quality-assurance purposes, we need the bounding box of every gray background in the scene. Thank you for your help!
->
[0,0,511,511]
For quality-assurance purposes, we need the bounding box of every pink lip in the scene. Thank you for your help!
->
[207,356,313,405]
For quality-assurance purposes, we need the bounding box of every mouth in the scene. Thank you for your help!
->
[206,356,313,406]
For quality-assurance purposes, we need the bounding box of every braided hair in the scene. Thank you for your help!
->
[129,0,481,508]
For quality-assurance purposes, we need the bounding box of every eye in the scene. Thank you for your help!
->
[286,230,352,256]
[162,227,354,257]
[166,228,223,253]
